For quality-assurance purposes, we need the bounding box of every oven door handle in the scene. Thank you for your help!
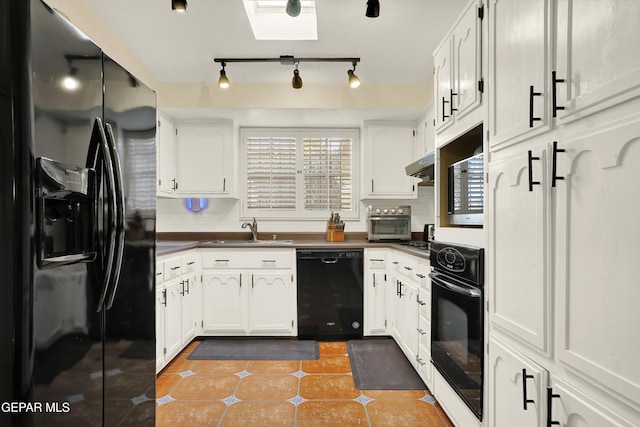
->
[429,272,481,298]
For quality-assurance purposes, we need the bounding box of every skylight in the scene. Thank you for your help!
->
[242,0,317,40]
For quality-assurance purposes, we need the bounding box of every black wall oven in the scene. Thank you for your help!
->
[430,241,484,420]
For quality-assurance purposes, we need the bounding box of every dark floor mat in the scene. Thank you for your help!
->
[347,338,427,390]
[187,339,320,360]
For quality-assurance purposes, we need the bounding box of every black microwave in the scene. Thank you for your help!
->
[447,153,484,226]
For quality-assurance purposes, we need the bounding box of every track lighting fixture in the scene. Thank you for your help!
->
[292,62,303,89]
[213,56,361,89]
[172,0,188,12]
[348,62,360,89]
[218,62,230,89]
[286,0,301,17]
[366,0,380,18]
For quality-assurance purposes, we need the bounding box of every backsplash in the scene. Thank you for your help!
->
[157,186,435,233]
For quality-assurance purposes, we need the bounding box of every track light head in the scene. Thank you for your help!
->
[366,0,379,18]
[286,0,301,17]
[292,64,303,89]
[348,69,360,89]
[218,63,230,89]
[172,0,188,12]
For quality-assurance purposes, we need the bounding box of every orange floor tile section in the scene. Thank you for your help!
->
[156,341,454,427]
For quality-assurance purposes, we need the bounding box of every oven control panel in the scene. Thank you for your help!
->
[436,247,466,272]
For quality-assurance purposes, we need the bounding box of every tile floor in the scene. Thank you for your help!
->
[156,340,454,427]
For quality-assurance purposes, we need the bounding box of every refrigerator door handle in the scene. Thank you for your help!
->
[104,122,126,310]
[86,117,117,312]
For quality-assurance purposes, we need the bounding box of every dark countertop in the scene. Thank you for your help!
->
[156,239,430,260]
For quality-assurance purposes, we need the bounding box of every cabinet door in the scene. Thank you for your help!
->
[180,275,197,343]
[202,272,246,333]
[488,145,549,353]
[416,108,435,156]
[489,0,550,149]
[402,282,419,366]
[488,337,548,427]
[163,279,183,362]
[158,114,177,194]
[391,277,404,342]
[365,271,386,335]
[156,285,165,372]
[555,0,640,124]
[177,124,230,195]
[434,39,454,133]
[249,271,294,335]
[554,118,640,405]
[452,0,482,121]
[363,125,416,198]
[548,376,636,427]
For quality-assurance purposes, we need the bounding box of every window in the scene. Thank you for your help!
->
[241,128,359,219]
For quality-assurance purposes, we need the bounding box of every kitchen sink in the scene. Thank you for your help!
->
[206,239,294,245]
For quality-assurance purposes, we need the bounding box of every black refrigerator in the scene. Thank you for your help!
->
[1,1,157,425]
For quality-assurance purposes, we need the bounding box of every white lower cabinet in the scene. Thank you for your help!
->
[249,272,295,334]
[202,272,245,333]
[155,278,165,373]
[163,278,183,363]
[548,376,637,427]
[389,251,423,370]
[488,337,548,427]
[180,273,199,342]
[364,249,388,336]
[201,249,296,337]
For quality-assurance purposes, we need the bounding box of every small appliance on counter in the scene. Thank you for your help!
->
[366,205,411,241]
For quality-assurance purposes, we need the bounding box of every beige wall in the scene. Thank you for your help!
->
[158,79,433,110]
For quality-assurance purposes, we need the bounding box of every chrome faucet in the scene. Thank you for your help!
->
[241,217,258,241]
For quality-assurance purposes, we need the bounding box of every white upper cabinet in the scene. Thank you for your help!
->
[415,108,435,157]
[488,0,551,149]
[434,0,484,139]
[554,0,640,125]
[362,122,417,199]
[434,38,454,134]
[177,122,233,196]
[157,113,177,195]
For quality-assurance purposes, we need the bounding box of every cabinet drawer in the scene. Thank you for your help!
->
[394,253,418,281]
[181,251,200,273]
[156,261,165,283]
[202,249,293,269]
[418,316,430,351]
[418,289,430,320]
[163,256,183,280]
[366,250,387,269]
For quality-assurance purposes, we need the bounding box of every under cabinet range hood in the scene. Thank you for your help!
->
[405,152,435,185]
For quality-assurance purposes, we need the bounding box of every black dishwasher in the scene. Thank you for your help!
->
[297,249,364,340]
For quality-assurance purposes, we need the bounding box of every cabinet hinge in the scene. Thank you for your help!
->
[478,78,484,93]
[433,118,436,126]
[201,274,203,282]
[384,274,387,281]
[291,274,294,282]
[175,128,178,135]
[158,179,162,186]
[201,320,204,328]
[478,4,484,20]
[163,347,167,355]
[485,172,489,184]
[385,319,387,327]
[412,130,416,137]
[157,119,161,127]
[291,320,294,327]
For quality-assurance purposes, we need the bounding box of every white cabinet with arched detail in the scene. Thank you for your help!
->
[249,272,295,334]
[553,115,640,409]
[487,140,551,355]
[202,272,246,334]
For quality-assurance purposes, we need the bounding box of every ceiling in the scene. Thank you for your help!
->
[86,0,467,86]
